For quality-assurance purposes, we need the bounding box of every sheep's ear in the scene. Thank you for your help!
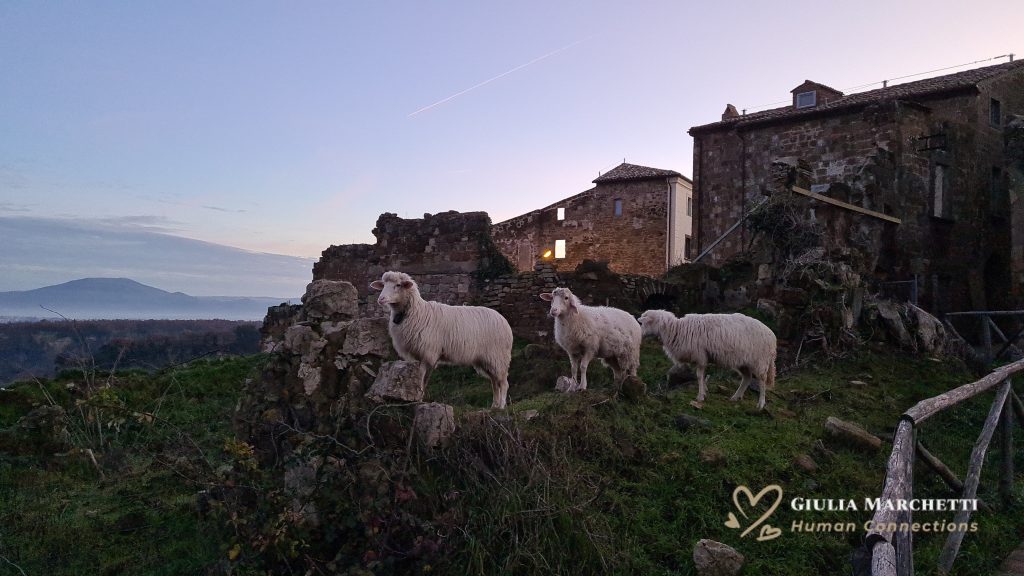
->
[369,281,384,291]
[566,297,578,310]
[399,280,414,289]
[539,293,553,301]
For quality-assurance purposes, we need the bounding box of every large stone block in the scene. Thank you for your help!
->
[366,361,425,402]
[302,280,359,321]
[342,317,393,358]
[412,403,455,448]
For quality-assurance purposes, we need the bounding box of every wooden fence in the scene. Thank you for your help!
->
[863,359,1024,575]
[945,310,1024,365]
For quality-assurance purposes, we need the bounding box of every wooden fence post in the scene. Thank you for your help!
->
[1001,378,1015,507]
[937,381,1012,573]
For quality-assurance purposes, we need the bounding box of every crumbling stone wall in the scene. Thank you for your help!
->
[1007,115,1024,304]
[690,69,1024,312]
[305,211,699,343]
[312,211,509,317]
[492,176,688,277]
[478,261,699,341]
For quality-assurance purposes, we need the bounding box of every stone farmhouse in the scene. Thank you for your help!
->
[688,59,1024,312]
[491,163,693,277]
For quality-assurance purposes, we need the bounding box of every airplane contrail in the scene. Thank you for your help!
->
[408,39,585,117]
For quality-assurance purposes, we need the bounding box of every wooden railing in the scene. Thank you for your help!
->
[945,310,1024,365]
[864,358,1024,575]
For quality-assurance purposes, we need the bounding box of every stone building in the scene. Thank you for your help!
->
[491,163,693,277]
[688,60,1024,311]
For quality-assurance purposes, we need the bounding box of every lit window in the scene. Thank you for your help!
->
[557,207,565,220]
[686,196,692,216]
[991,98,1001,127]
[555,239,566,259]
[796,91,816,109]
[614,198,622,217]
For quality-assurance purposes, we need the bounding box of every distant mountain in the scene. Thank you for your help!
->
[0,278,297,321]
[0,216,314,297]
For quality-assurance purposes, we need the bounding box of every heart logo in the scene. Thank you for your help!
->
[757,523,782,542]
[723,484,784,540]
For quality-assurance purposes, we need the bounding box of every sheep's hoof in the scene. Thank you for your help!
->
[729,394,742,402]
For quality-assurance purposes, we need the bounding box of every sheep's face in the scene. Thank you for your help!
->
[539,287,577,319]
[638,309,673,336]
[369,273,415,308]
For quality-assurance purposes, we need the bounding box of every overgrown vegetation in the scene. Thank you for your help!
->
[1,345,1021,575]
[0,356,266,575]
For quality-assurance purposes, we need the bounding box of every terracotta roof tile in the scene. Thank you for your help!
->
[690,60,1024,134]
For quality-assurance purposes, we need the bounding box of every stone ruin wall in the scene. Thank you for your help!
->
[286,211,701,345]
[312,211,496,318]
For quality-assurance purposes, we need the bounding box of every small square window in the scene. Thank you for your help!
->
[990,98,1001,127]
[556,207,565,221]
[686,196,692,216]
[796,91,816,109]
[614,198,622,217]
[554,239,566,259]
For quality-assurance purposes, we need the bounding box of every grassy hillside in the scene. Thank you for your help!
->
[0,345,1021,575]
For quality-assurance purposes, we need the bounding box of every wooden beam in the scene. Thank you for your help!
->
[791,185,902,224]
[917,440,963,493]
[903,359,1024,425]
[945,310,1024,317]
[872,541,897,576]
[867,419,915,548]
[938,381,1011,573]
[1000,382,1015,507]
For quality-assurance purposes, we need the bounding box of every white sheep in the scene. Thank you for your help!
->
[370,271,514,409]
[638,310,777,410]
[538,287,641,391]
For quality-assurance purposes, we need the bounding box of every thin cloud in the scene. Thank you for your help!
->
[0,202,32,213]
[202,205,247,213]
[408,39,585,117]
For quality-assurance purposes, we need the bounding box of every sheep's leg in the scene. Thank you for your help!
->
[490,374,509,409]
[757,374,767,411]
[569,355,580,387]
[695,364,707,402]
[577,351,594,391]
[731,370,752,402]
[421,364,434,396]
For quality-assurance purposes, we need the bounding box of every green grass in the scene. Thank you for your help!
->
[0,356,266,576]
[424,343,1024,575]
[1,345,1021,575]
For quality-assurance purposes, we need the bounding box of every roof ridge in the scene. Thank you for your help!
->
[690,59,1024,134]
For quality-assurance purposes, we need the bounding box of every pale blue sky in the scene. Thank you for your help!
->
[2,0,1021,259]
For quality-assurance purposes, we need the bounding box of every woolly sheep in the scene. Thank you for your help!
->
[638,310,777,410]
[538,287,641,391]
[370,271,514,409]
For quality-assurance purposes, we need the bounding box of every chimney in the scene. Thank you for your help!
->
[722,104,740,120]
